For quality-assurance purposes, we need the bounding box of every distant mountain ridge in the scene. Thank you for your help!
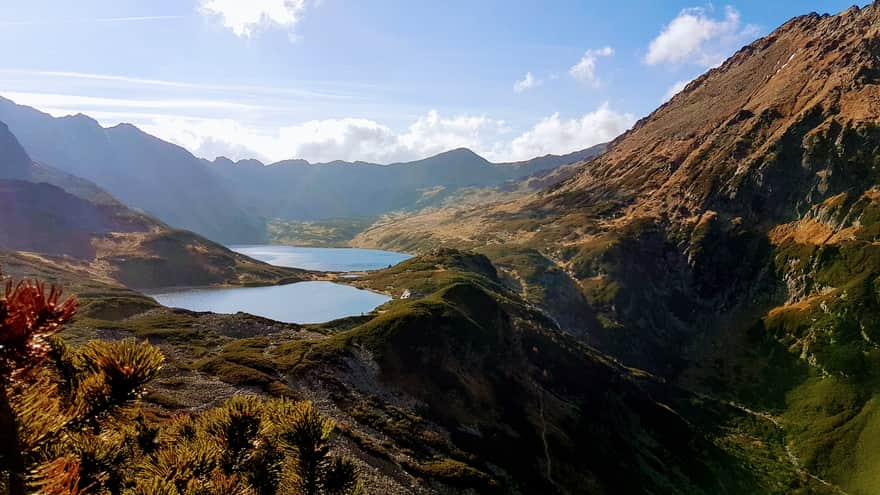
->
[0,95,604,242]
[207,146,605,220]
[214,146,601,173]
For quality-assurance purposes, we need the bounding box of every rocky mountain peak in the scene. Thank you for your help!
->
[551,2,880,228]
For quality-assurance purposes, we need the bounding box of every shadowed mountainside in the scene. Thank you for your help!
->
[0,98,266,244]
[0,121,307,289]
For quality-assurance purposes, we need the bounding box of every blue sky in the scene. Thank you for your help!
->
[0,0,869,163]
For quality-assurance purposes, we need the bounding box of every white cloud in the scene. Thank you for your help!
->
[199,0,309,38]
[133,110,510,164]
[645,6,759,68]
[569,47,614,87]
[134,106,631,164]
[501,103,635,160]
[0,69,351,100]
[397,110,509,160]
[663,79,690,101]
[513,72,542,93]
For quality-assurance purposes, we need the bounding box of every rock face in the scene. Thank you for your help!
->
[552,4,880,226]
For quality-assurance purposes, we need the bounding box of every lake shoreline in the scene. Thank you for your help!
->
[147,246,411,324]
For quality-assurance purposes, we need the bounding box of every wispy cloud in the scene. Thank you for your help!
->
[123,107,630,163]
[2,92,262,112]
[0,69,354,101]
[0,15,183,27]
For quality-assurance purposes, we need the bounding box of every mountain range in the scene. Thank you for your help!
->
[208,146,604,221]
[0,95,603,244]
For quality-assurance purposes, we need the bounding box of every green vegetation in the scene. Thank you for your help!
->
[779,375,880,495]
[478,246,559,302]
[272,249,825,494]
[266,217,377,247]
[351,247,503,298]
[405,458,495,490]
[76,291,159,320]
[194,337,291,396]
[131,396,361,495]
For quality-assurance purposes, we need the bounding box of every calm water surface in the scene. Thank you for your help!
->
[152,246,410,323]
[152,281,391,324]
[229,245,411,272]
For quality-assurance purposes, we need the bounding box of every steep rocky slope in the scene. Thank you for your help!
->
[351,5,880,493]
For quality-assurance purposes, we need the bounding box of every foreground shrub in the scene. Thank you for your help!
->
[0,268,360,495]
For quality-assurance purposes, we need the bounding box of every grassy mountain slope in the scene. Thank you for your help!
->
[296,250,802,494]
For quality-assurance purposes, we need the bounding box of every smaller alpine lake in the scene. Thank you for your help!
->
[151,246,412,324]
